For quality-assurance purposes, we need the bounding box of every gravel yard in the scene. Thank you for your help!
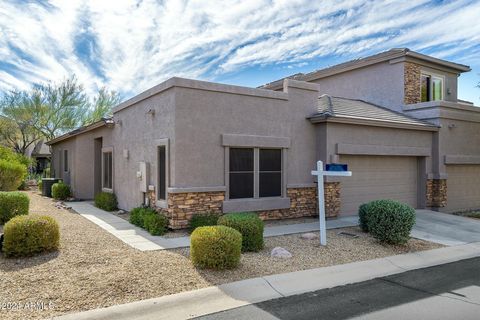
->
[0,191,442,320]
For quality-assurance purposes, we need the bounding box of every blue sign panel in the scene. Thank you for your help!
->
[326,163,348,172]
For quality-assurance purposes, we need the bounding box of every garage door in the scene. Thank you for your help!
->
[445,165,480,212]
[339,156,418,216]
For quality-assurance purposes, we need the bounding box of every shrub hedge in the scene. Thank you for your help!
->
[0,191,29,224]
[189,213,219,233]
[143,211,168,236]
[190,225,242,269]
[218,212,264,252]
[365,199,416,244]
[0,159,27,191]
[2,215,60,257]
[51,182,71,200]
[94,192,118,211]
[129,207,168,235]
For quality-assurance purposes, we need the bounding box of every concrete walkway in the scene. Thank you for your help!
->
[68,201,480,251]
[54,241,480,320]
[67,201,358,251]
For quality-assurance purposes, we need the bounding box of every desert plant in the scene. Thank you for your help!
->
[218,212,264,252]
[365,199,416,244]
[143,211,169,236]
[51,182,71,200]
[129,207,146,227]
[0,159,27,191]
[358,203,370,232]
[94,192,118,211]
[190,225,242,270]
[189,213,219,233]
[2,215,60,257]
[0,191,29,224]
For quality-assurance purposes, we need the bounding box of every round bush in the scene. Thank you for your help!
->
[143,212,169,236]
[0,159,27,191]
[94,192,118,211]
[0,191,29,224]
[2,215,60,257]
[51,182,71,200]
[218,212,264,252]
[129,207,146,227]
[358,203,370,232]
[189,213,219,233]
[190,226,242,270]
[366,199,416,244]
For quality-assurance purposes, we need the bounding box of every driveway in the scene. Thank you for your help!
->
[412,210,480,246]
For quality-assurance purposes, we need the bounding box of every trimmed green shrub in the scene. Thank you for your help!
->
[189,213,219,233]
[0,191,30,224]
[2,215,60,257]
[51,182,71,200]
[94,192,118,211]
[358,203,370,232]
[218,212,264,252]
[37,180,43,192]
[190,225,242,269]
[0,159,27,191]
[129,207,146,227]
[143,212,168,236]
[129,207,168,235]
[365,199,416,245]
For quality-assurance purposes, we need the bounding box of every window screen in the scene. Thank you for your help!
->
[229,148,254,199]
[158,146,166,200]
[259,149,282,197]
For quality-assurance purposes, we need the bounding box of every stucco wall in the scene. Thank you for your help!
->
[173,81,319,189]
[112,89,176,210]
[310,61,405,111]
[50,126,113,199]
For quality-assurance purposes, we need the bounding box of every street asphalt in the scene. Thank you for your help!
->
[196,257,480,320]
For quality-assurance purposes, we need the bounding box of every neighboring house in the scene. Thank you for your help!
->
[47,48,480,229]
[26,140,51,175]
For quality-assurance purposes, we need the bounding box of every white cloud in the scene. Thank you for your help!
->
[0,0,479,98]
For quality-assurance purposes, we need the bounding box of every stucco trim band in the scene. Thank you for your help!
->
[223,197,291,213]
[309,116,438,131]
[444,155,480,165]
[336,143,431,157]
[167,186,227,193]
[222,134,291,148]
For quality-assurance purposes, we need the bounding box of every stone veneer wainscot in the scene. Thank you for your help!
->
[426,179,447,208]
[156,183,341,229]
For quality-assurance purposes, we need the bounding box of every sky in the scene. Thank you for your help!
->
[1,0,480,104]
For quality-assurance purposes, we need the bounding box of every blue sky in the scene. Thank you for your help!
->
[1,0,480,104]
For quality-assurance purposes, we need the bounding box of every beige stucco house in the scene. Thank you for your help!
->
[47,48,480,229]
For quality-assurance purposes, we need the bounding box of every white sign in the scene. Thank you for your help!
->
[311,161,352,246]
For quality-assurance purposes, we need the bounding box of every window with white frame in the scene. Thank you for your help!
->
[229,147,283,199]
[421,73,443,102]
[102,151,113,190]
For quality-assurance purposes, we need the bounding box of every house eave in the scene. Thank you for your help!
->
[46,119,114,145]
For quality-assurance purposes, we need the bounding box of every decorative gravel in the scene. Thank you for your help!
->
[0,191,442,320]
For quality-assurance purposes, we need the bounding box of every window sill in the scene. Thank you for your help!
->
[223,197,290,213]
[102,188,113,193]
[155,200,168,209]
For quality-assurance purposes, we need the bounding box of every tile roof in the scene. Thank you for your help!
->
[313,95,438,128]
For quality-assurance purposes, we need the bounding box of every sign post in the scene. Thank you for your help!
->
[311,161,352,246]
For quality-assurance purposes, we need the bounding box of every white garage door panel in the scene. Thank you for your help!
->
[446,165,480,212]
[339,156,418,216]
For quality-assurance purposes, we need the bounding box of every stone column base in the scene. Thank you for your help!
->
[426,179,447,208]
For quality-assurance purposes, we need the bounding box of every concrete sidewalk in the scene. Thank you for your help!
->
[54,241,480,320]
[66,201,358,251]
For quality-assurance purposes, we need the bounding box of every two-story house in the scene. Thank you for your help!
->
[47,48,480,228]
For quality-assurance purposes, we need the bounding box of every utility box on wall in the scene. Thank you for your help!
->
[138,162,150,193]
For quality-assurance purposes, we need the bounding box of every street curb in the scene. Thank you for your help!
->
[53,242,480,320]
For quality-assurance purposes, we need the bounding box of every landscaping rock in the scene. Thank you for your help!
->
[300,232,318,240]
[271,247,292,258]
